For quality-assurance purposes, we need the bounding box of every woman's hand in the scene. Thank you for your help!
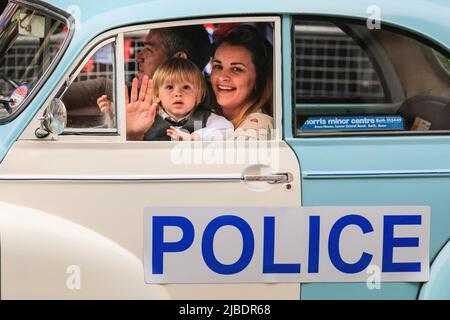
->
[125,75,158,140]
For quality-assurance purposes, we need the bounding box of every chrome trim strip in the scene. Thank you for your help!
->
[304,171,450,179]
[0,177,242,182]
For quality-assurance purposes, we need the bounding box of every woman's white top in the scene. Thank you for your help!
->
[228,112,274,140]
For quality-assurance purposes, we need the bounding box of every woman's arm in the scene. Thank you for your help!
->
[229,113,274,140]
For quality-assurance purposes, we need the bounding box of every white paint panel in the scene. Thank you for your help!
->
[0,140,301,299]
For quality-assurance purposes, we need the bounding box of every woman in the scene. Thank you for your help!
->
[211,24,274,140]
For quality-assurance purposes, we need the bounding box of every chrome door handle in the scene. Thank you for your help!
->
[243,172,293,184]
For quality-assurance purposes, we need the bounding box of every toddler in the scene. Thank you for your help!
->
[146,57,233,141]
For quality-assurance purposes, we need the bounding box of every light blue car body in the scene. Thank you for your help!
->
[0,0,449,299]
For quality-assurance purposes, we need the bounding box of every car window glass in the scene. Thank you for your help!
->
[295,21,386,103]
[293,19,450,135]
[0,4,68,120]
[123,22,275,141]
[62,41,116,130]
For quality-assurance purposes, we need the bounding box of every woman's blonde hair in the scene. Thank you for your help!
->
[152,57,207,106]
[213,25,273,128]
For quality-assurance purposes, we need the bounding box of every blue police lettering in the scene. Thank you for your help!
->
[328,214,374,274]
[202,215,254,275]
[152,216,194,274]
[263,216,301,273]
[151,213,424,275]
[382,215,422,272]
[308,216,320,273]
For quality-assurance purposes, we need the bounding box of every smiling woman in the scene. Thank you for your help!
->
[211,24,274,140]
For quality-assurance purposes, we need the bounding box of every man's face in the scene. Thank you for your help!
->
[136,30,168,82]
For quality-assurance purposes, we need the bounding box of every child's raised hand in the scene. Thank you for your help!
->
[125,76,158,140]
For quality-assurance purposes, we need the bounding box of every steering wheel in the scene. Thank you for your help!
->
[0,98,12,114]
[0,73,19,89]
[0,75,23,114]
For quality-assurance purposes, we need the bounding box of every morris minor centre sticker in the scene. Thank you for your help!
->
[301,116,405,132]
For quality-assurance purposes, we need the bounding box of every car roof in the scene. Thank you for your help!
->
[38,0,449,51]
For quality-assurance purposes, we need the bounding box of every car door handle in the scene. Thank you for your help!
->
[242,172,293,184]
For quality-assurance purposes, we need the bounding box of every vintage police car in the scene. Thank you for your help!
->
[0,0,449,299]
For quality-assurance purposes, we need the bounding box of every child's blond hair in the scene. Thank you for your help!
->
[152,57,207,106]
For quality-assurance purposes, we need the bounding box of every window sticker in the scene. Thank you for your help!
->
[7,84,28,113]
[411,117,432,131]
[300,116,404,132]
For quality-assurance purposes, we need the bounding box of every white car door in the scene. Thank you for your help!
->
[0,17,302,299]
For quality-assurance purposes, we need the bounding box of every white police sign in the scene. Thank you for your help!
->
[143,207,430,283]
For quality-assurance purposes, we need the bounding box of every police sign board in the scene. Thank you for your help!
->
[143,207,430,283]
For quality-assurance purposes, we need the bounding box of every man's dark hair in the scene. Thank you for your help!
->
[159,25,212,71]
